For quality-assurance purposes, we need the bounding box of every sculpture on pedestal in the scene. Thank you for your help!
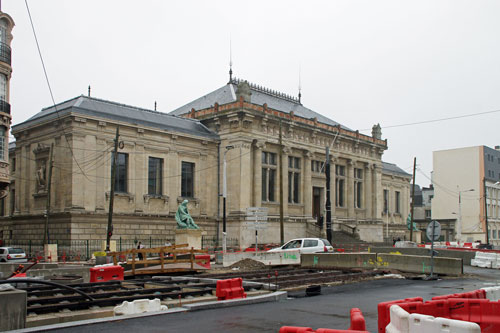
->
[175,199,199,229]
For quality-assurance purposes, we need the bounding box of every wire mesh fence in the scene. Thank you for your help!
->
[1,235,240,261]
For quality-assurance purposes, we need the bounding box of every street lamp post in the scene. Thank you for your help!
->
[457,188,474,244]
[222,145,234,253]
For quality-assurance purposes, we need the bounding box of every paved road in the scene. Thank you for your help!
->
[47,267,500,333]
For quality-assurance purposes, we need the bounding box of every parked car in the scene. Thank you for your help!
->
[0,247,28,263]
[267,238,334,254]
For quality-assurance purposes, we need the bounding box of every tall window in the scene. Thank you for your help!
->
[288,156,301,203]
[354,168,363,209]
[335,165,345,207]
[148,157,163,195]
[262,152,276,202]
[0,126,4,161]
[395,191,401,214]
[181,161,194,197]
[383,189,389,213]
[114,152,128,192]
[311,160,325,174]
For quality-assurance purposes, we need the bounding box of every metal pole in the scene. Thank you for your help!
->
[458,191,462,243]
[44,143,54,245]
[409,157,416,242]
[106,127,119,252]
[484,177,490,244]
[325,147,332,244]
[279,120,284,245]
[430,221,435,279]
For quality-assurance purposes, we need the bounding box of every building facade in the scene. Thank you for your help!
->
[432,145,500,244]
[1,78,411,246]
[0,10,14,200]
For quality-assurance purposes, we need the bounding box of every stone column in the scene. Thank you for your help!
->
[236,141,253,212]
[373,164,382,219]
[329,155,337,218]
[134,142,145,213]
[253,141,265,207]
[71,134,85,210]
[95,137,106,212]
[303,151,312,217]
[347,159,355,218]
[364,162,372,220]
[282,146,291,216]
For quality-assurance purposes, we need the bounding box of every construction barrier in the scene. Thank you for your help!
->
[280,308,369,333]
[348,308,366,331]
[113,298,167,315]
[279,327,314,333]
[379,297,500,332]
[471,251,500,269]
[89,265,124,283]
[378,297,423,333]
[195,254,211,269]
[386,305,481,333]
[431,289,486,300]
[279,328,368,333]
[482,286,500,301]
[216,277,247,300]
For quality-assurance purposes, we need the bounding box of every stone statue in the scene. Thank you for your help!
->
[36,162,47,190]
[406,213,418,231]
[175,200,199,229]
[372,123,382,140]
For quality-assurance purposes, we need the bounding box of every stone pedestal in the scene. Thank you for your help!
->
[44,244,58,262]
[175,229,202,249]
[0,289,26,331]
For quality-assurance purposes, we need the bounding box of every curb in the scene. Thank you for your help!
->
[7,291,288,332]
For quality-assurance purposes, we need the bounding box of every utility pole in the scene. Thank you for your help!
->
[279,119,284,245]
[409,157,416,242]
[106,127,120,252]
[43,143,54,245]
[484,177,490,245]
[325,147,332,243]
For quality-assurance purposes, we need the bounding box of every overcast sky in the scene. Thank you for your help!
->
[4,0,500,188]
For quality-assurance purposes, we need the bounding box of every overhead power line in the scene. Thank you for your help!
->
[361,108,500,132]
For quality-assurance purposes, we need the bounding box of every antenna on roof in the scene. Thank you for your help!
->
[298,65,302,104]
[229,35,233,83]
[88,85,91,97]
[154,101,157,111]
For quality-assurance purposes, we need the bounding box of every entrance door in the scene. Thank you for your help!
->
[313,187,322,227]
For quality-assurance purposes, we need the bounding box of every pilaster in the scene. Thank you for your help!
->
[253,140,265,207]
[365,162,373,219]
[303,151,312,216]
[347,159,355,217]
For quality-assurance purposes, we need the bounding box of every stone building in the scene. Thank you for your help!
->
[0,10,14,200]
[1,78,411,246]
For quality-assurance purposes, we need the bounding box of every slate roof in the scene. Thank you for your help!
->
[170,78,351,130]
[12,96,219,140]
[382,162,412,178]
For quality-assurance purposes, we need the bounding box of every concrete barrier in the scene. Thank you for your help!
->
[301,253,377,269]
[301,253,462,276]
[377,253,462,276]
[26,266,91,283]
[0,263,59,278]
[0,288,26,331]
[370,247,476,265]
[222,251,301,267]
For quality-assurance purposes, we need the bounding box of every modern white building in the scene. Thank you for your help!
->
[432,145,500,245]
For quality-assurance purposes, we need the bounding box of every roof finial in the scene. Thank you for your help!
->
[298,65,302,104]
[88,85,91,97]
[229,35,233,83]
[154,101,157,111]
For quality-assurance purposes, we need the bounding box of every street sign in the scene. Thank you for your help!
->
[246,207,268,230]
[426,220,441,241]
